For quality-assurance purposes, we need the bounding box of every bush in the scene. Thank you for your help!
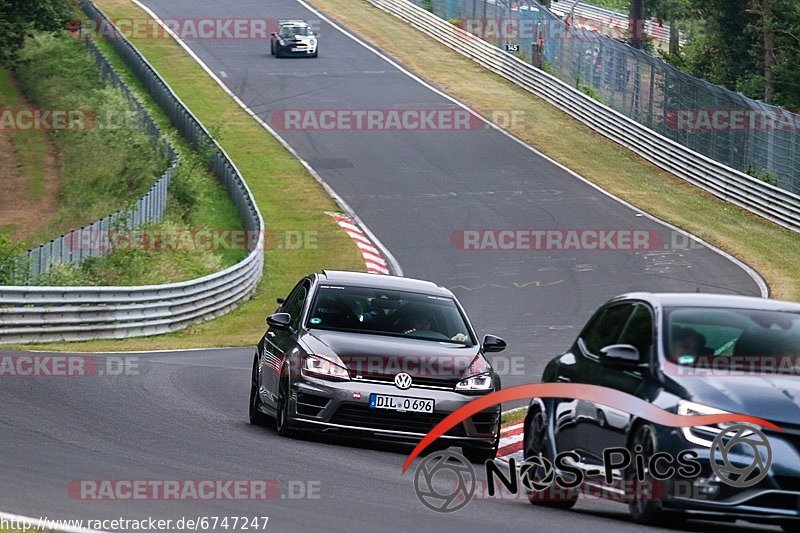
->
[578,83,603,102]
[0,0,79,64]
[746,166,779,187]
[0,233,27,284]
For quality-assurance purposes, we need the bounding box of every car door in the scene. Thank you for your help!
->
[260,279,310,409]
[553,302,634,462]
[551,303,634,456]
[579,303,655,468]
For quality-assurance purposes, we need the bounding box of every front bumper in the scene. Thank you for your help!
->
[275,41,317,55]
[656,426,800,525]
[287,375,500,449]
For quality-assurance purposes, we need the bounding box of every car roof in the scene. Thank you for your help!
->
[317,270,454,297]
[614,292,800,312]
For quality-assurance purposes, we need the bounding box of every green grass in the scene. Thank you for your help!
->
[502,408,526,426]
[8,0,364,350]
[0,68,50,203]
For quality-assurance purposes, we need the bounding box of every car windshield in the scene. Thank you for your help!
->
[307,285,475,345]
[280,26,311,37]
[663,306,800,368]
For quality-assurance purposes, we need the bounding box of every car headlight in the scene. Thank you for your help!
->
[309,38,316,47]
[279,38,288,46]
[302,355,349,381]
[677,400,759,447]
[455,373,493,393]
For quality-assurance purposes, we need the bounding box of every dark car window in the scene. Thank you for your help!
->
[618,304,654,361]
[307,285,475,345]
[281,280,309,331]
[664,306,800,364]
[280,26,311,37]
[580,303,635,356]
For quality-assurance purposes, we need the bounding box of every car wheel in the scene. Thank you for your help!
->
[270,41,275,55]
[597,409,607,428]
[275,371,295,437]
[626,423,684,525]
[311,47,318,58]
[249,354,271,426]
[523,405,579,509]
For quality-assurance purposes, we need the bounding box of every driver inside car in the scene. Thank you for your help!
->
[670,325,711,358]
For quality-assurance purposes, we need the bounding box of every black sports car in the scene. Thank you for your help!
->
[249,270,506,462]
[523,293,800,529]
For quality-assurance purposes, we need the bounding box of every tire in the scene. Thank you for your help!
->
[626,423,683,525]
[249,355,271,426]
[523,406,579,509]
[311,47,318,58]
[270,41,275,55]
[275,371,295,437]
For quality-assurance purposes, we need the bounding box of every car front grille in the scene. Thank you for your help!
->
[352,373,458,390]
[330,404,466,436]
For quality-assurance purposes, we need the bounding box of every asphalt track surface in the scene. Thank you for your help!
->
[0,0,773,531]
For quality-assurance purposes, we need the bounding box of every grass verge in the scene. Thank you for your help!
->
[4,29,245,286]
[308,0,799,300]
[14,32,167,246]
[501,408,526,426]
[9,0,364,351]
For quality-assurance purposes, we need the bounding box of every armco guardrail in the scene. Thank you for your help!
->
[367,0,800,232]
[0,0,264,344]
[19,38,178,280]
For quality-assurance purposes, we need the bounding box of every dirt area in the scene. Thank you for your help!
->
[0,73,62,243]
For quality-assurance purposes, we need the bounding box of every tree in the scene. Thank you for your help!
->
[675,0,800,107]
[628,0,647,49]
[0,0,77,63]
[646,0,692,55]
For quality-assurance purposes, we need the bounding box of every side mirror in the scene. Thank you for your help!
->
[267,312,293,332]
[482,334,507,353]
[270,32,277,37]
[599,344,642,368]
[276,297,285,304]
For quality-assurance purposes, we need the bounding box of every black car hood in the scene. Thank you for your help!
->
[667,374,800,427]
[301,329,482,380]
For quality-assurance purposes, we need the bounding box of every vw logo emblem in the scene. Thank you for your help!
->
[394,372,413,390]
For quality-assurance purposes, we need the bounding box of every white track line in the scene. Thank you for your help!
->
[129,0,402,278]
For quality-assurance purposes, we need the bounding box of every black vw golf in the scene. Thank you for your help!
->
[523,293,800,529]
[249,270,506,462]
